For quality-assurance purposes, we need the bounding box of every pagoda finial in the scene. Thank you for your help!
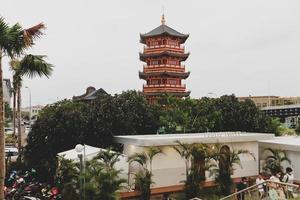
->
[161,14,166,25]
[161,6,166,25]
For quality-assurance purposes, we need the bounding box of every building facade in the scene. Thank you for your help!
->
[238,95,300,108]
[115,132,274,197]
[139,15,190,103]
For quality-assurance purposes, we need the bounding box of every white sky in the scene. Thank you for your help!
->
[1,0,300,106]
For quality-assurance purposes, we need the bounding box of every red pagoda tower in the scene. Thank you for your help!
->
[139,15,191,103]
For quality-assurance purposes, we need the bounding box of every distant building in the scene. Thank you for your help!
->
[139,15,190,103]
[238,96,300,108]
[21,105,44,120]
[73,86,107,101]
[3,79,12,107]
[261,104,300,128]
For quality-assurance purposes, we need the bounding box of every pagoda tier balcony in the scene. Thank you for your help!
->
[144,91,191,97]
[139,71,190,80]
[143,84,187,93]
[139,51,189,62]
[143,45,185,54]
[143,64,185,73]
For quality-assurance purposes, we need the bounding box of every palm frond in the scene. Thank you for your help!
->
[147,147,163,161]
[23,23,45,47]
[128,152,148,168]
[19,54,53,78]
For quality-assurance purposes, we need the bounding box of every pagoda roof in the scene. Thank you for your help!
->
[139,71,190,79]
[140,24,189,44]
[143,91,191,97]
[73,87,108,101]
[139,51,189,62]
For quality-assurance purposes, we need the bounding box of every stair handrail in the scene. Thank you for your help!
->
[220,180,299,200]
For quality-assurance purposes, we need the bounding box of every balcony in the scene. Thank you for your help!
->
[144,45,185,54]
[143,64,185,73]
[143,84,186,93]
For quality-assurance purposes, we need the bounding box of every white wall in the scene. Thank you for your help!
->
[124,141,259,187]
[259,145,299,181]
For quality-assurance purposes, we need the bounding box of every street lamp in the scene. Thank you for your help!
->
[25,86,31,126]
[75,144,85,200]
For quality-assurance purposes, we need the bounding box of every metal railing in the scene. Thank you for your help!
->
[220,180,299,200]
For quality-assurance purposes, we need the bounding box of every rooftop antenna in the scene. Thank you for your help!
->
[161,6,166,25]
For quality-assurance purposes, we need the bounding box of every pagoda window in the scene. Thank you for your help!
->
[151,60,159,65]
[169,79,178,85]
[162,59,167,65]
[151,41,159,46]
[163,39,167,45]
[168,40,178,46]
[151,79,160,85]
[168,60,177,65]
[162,79,167,84]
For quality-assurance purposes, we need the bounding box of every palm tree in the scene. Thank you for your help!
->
[263,148,291,174]
[85,150,126,200]
[215,145,255,195]
[0,18,45,198]
[173,140,192,179]
[10,54,53,152]
[11,71,18,137]
[93,148,121,169]
[174,142,217,199]
[128,147,162,200]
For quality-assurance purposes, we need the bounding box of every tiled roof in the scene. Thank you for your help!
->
[140,24,189,43]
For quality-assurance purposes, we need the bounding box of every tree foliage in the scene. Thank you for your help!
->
[24,91,160,182]
[128,147,162,200]
[56,149,125,200]
[263,148,291,175]
[158,95,274,134]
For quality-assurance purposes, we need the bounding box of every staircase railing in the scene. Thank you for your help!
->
[220,180,299,200]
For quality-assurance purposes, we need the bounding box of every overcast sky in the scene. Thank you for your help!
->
[1,0,300,106]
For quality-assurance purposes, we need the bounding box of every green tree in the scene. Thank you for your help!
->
[157,94,272,134]
[173,142,217,199]
[173,141,192,180]
[128,147,162,200]
[25,100,89,183]
[263,148,291,175]
[112,90,160,135]
[84,149,126,200]
[56,158,79,200]
[185,143,217,199]
[10,54,53,152]
[0,17,44,199]
[214,146,255,195]
[24,91,160,183]
[57,150,126,200]
[4,102,12,126]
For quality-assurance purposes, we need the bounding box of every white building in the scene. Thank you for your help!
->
[115,132,274,189]
[21,105,44,120]
[259,136,300,182]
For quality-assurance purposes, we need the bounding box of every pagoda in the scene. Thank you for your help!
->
[139,15,191,103]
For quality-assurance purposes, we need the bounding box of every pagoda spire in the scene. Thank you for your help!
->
[161,7,166,25]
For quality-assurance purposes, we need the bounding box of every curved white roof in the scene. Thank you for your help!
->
[259,136,300,152]
[115,132,274,146]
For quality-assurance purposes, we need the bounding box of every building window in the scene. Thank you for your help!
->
[168,60,177,65]
[168,40,178,46]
